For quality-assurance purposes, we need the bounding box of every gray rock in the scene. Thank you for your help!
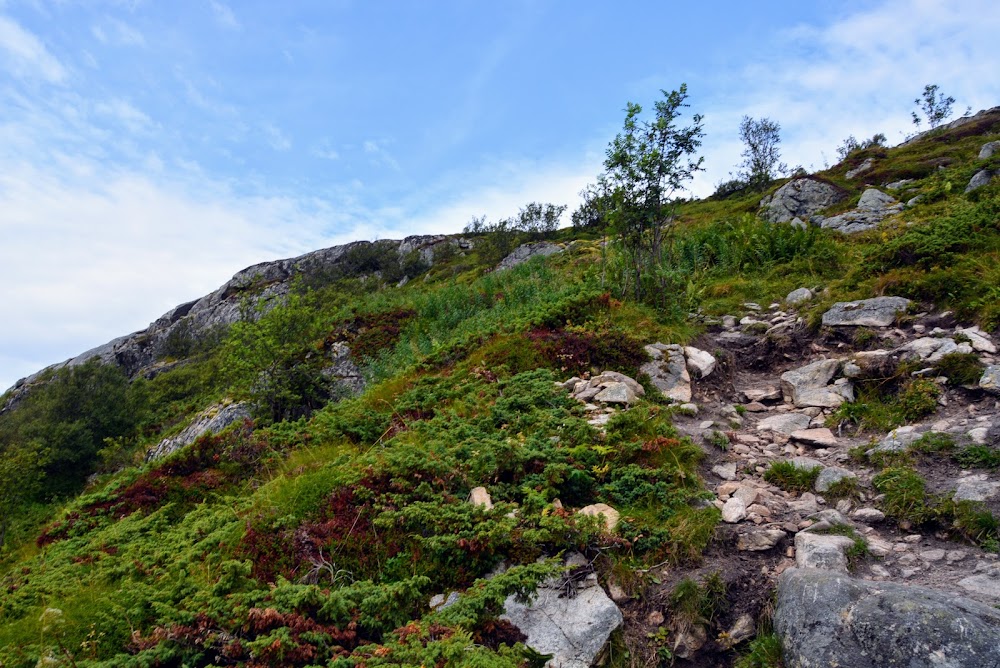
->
[594,382,637,405]
[776,568,1000,668]
[981,366,1000,394]
[640,343,691,403]
[966,169,994,193]
[146,401,251,461]
[593,371,645,396]
[869,426,922,454]
[845,157,874,179]
[502,575,623,668]
[900,336,959,362]
[954,478,1000,502]
[886,178,915,190]
[757,413,811,435]
[737,529,787,551]
[781,358,853,408]
[760,178,847,223]
[820,189,904,234]
[794,532,854,571]
[321,342,366,395]
[815,466,857,493]
[852,508,885,523]
[790,428,837,447]
[683,346,716,379]
[785,287,813,305]
[821,296,910,327]
[712,463,738,481]
[495,242,564,271]
[956,326,997,354]
[722,497,748,523]
[958,563,1000,601]
[790,456,824,471]
[980,141,1000,160]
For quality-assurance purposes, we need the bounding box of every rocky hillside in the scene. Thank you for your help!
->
[0,108,999,667]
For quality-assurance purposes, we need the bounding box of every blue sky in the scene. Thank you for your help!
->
[2,0,999,391]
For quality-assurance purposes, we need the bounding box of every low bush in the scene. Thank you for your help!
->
[763,461,820,493]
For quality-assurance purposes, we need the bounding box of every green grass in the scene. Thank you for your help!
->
[763,461,820,493]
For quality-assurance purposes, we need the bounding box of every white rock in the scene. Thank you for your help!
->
[578,503,621,533]
[722,497,748,523]
[469,486,494,509]
[684,346,717,379]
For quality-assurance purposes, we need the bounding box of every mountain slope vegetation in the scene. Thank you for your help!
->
[1,99,999,667]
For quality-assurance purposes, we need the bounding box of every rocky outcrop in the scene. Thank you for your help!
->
[759,178,847,224]
[776,568,1000,668]
[821,296,910,327]
[966,169,995,193]
[4,235,466,408]
[641,343,697,402]
[780,358,853,408]
[981,365,1000,394]
[817,188,903,234]
[495,242,564,271]
[502,559,623,668]
[980,141,1000,160]
[146,401,251,461]
[844,157,873,180]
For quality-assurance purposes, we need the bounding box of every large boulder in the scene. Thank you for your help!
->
[966,169,995,193]
[776,568,1000,668]
[502,573,623,668]
[818,189,903,233]
[147,401,251,461]
[821,296,910,327]
[780,358,853,408]
[496,242,564,271]
[980,141,1000,160]
[981,365,1000,394]
[641,343,691,402]
[760,178,847,223]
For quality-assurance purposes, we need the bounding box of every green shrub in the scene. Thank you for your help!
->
[933,352,984,386]
[735,632,784,668]
[872,467,935,526]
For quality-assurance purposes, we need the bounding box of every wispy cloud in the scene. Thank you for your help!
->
[209,1,241,31]
[91,17,145,47]
[0,14,66,83]
[95,98,152,132]
[311,143,340,160]
[363,139,400,171]
[263,123,291,151]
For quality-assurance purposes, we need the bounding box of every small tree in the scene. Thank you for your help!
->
[835,133,887,161]
[737,116,786,189]
[601,85,705,302]
[911,84,958,130]
[0,440,48,549]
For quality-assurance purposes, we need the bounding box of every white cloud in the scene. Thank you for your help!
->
[95,98,152,132]
[363,139,400,171]
[689,0,1000,197]
[311,144,340,160]
[0,14,65,82]
[91,17,145,47]
[263,123,291,151]
[209,0,241,31]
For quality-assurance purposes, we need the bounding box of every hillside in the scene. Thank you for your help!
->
[1,107,1000,667]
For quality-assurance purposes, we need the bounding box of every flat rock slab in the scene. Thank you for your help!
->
[795,532,854,571]
[146,401,251,461]
[737,529,787,551]
[821,296,910,327]
[641,343,692,403]
[791,428,837,447]
[815,466,857,493]
[757,413,811,435]
[776,568,1000,668]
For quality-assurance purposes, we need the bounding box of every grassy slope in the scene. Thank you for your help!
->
[0,116,999,666]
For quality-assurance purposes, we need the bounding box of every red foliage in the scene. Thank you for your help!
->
[325,308,417,363]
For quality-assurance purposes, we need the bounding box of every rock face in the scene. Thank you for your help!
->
[495,242,564,271]
[502,574,623,668]
[818,188,904,234]
[845,157,874,179]
[821,296,910,327]
[981,366,1000,394]
[776,568,1000,668]
[641,343,692,402]
[146,401,251,461]
[4,235,467,408]
[760,178,847,223]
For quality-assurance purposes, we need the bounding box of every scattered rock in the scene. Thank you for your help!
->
[722,497,748,524]
[851,508,886,524]
[957,564,1000,601]
[785,287,813,305]
[594,382,637,405]
[760,177,847,223]
[965,169,994,193]
[577,503,620,533]
[979,141,1000,160]
[777,568,1000,668]
[956,326,997,354]
[757,413,811,435]
[737,529,786,551]
[954,478,1000,502]
[869,425,922,454]
[712,463,738,481]
[722,614,756,648]
[429,592,460,610]
[821,296,910,327]
[819,189,904,234]
[815,466,857,493]
[980,365,1000,394]
[845,157,874,179]
[641,343,691,402]
[683,346,717,379]
[885,178,915,190]
[790,428,837,448]
[780,358,853,408]
[469,486,493,509]
[794,533,854,572]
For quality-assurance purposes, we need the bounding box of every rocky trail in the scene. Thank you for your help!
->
[558,292,1000,665]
